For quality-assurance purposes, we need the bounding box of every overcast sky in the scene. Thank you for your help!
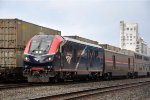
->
[0,0,150,47]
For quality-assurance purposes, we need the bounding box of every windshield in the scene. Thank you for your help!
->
[30,40,51,52]
[29,35,54,53]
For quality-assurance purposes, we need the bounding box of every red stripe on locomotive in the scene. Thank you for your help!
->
[31,67,44,71]
[24,38,32,54]
[48,35,63,55]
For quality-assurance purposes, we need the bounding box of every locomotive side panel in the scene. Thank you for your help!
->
[61,40,104,76]
[87,47,104,73]
[61,41,87,73]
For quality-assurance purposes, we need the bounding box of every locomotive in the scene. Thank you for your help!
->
[23,35,150,82]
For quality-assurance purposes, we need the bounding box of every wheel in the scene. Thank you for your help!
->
[147,72,150,77]
[134,72,138,78]
[103,73,112,81]
[130,72,136,79]
[126,73,130,79]
[51,77,59,83]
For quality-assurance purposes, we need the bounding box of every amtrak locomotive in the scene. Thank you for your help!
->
[23,35,104,82]
[23,35,150,82]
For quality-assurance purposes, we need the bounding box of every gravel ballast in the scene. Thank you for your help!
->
[1,78,150,100]
[89,83,150,100]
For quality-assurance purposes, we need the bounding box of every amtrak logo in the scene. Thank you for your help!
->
[34,58,39,62]
[66,55,72,64]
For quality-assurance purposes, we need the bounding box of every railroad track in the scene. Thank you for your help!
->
[0,79,103,90]
[0,80,93,90]
[0,83,43,90]
[30,80,150,100]
[0,82,61,90]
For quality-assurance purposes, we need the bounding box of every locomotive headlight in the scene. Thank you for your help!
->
[24,57,30,62]
[24,65,29,69]
[25,65,28,68]
[45,56,53,62]
[48,57,52,61]
[39,51,42,54]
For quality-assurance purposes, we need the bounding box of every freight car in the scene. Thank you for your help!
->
[0,19,61,80]
[23,34,150,82]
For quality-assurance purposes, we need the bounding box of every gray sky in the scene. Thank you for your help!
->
[0,0,150,47]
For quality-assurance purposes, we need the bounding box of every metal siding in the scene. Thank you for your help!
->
[0,49,16,68]
[0,19,61,49]
[0,49,24,68]
[17,20,23,48]
[16,50,24,67]
[0,19,17,48]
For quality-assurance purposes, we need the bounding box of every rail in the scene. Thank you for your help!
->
[30,81,150,100]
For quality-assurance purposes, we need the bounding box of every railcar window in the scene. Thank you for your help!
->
[95,51,98,58]
[138,55,142,59]
[134,54,137,58]
[135,54,142,60]
[144,57,150,61]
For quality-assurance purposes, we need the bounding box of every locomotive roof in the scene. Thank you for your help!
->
[63,37,102,48]
[32,35,54,41]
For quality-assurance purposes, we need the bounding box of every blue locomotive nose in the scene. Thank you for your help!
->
[24,54,54,64]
